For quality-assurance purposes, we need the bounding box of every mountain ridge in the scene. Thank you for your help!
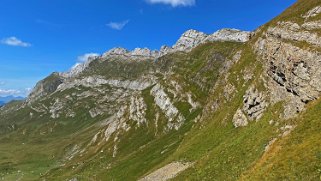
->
[26,28,251,101]
[63,28,251,79]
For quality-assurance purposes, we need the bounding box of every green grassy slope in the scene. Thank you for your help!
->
[240,98,321,180]
[158,48,320,180]
[43,42,243,181]
[157,44,281,181]
[0,41,242,180]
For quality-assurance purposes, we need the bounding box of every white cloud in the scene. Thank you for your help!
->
[0,89,21,96]
[0,88,34,97]
[1,37,31,47]
[146,0,196,7]
[77,53,100,63]
[107,20,130,30]
[25,88,32,94]
[67,53,100,77]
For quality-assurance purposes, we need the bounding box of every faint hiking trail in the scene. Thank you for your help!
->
[139,162,193,181]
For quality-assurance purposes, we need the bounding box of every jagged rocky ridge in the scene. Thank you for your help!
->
[101,29,251,60]
[63,28,251,78]
[28,28,251,100]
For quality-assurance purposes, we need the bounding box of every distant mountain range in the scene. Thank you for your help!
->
[0,96,25,106]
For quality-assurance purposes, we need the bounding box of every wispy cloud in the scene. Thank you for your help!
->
[107,20,130,30]
[77,53,100,63]
[0,81,5,86]
[25,88,32,95]
[146,0,196,7]
[69,53,100,74]
[0,88,31,97]
[0,89,21,96]
[1,37,31,47]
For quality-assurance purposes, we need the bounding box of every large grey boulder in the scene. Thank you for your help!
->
[232,109,248,128]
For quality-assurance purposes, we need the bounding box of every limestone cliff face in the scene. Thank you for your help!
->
[254,8,321,119]
[225,4,321,126]
[172,29,208,52]
[102,47,158,60]
[27,72,65,102]
[207,28,251,42]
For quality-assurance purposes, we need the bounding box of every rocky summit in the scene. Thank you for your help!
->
[99,28,251,61]
[1,0,321,180]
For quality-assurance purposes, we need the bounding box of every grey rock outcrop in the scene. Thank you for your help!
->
[267,21,321,47]
[257,37,321,101]
[57,76,157,92]
[160,45,174,56]
[302,6,321,19]
[242,87,267,121]
[89,107,104,118]
[131,48,159,58]
[129,95,147,125]
[232,86,267,128]
[103,47,129,57]
[302,20,321,30]
[171,29,251,53]
[102,47,158,60]
[172,29,208,51]
[255,17,321,119]
[150,84,185,130]
[49,98,65,119]
[223,83,236,101]
[207,28,251,42]
[232,109,248,128]
[103,105,130,142]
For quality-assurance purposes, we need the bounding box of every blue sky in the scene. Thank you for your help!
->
[0,0,296,97]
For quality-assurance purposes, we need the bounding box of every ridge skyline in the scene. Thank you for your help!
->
[63,28,251,78]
